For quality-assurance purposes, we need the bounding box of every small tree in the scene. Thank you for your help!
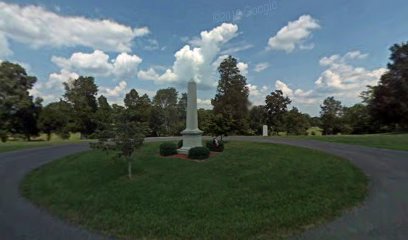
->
[114,121,146,179]
[95,111,148,178]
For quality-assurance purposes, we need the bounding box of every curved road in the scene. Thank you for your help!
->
[0,137,407,240]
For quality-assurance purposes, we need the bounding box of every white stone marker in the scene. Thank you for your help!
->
[262,125,268,137]
[178,79,203,154]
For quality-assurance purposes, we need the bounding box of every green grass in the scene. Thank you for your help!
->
[21,141,367,240]
[0,133,83,153]
[290,133,408,151]
[0,141,54,153]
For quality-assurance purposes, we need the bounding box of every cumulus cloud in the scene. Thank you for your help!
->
[267,15,320,52]
[254,62,269,72]
[315,51,385,93]
[246,83,269,105]
[51,50,142,79]
[137,23,238,87]
[100,81,128,97]
[197,98,212,109]
[237,62,248,76]
[274,51,386,106]
[0,2,149,53]
[47,69,79,90]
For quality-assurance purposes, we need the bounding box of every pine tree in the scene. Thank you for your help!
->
[212,56,249,134]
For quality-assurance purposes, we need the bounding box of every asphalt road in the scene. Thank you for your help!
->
[0,136,407,240]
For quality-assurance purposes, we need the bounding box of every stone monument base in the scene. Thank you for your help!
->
[177,129,203,154]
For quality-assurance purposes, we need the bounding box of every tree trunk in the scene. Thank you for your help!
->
[128,160,132,179]
[47,132,51,141]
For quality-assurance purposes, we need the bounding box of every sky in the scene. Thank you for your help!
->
[1,0,407,116]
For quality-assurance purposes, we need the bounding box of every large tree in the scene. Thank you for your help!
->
[365,42,408,129]
[124,89,152,123]
[283,107,310,135]
[249,105,267,135]
[95,95,113,134]
[63,76,98,138]
[212,56,250,134]
[38,101,72,140]
[265,90,291,135]
[320,97,343,135]
[342,103,376,134]
[152,88,179,135]
[0,61,40,141]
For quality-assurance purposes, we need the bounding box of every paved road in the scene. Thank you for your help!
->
[0,137,407,240]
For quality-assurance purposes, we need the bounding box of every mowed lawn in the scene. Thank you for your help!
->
[292,133,408,151]
[0,133,82,153]
[22,141,367,240]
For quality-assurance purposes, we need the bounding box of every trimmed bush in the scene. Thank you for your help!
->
[177,140,183,149]
[188,146,210,160]
[160,142,178,156]
[206,140,224,152]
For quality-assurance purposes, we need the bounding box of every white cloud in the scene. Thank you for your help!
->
[137,68,160,81]
[46,69,79,90]
[137,23,238,87]
[134,27,150,37]
[0,2,149,53]
[51,50,142,79]
[254,62,269,72]
[267,15,320,53]
[246,83,269,105]
[101,81,128,97]
[275,80,294,96]
[274,51,386,107]
[220,43,253,55]
[315,51,385,93]
[0,34,12,57]
[197,98,212,109]
[237,62,248,76]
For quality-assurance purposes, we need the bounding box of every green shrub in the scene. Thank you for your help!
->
[206,140,224,152]
[0,131,8,143]
[160,142,178,156]
[188,146,210,160]
[177,139,183,149]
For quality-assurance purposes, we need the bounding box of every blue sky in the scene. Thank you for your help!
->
[1,0,408,115]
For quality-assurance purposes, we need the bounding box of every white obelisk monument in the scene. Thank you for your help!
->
[178,79,203,154]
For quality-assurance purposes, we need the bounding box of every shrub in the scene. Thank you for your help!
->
[188,146,210,160]
[160,142,178,156]
[0,131,8,143]
[206,140,224,152]
[177,139,183,149]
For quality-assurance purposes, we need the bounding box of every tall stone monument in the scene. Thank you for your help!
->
[178,79,203,154]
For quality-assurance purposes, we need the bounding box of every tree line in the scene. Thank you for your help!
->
[1,42,407,142]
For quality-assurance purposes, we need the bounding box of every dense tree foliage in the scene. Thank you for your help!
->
[284,107,310,135]
[320,97,344,135]
[63,76,98,138]
[249,106,267,135]
[0,61,41,141]
[212,56,250,134]
[364,42,408,130]
[265,90,292,135]
[38,101,72,140]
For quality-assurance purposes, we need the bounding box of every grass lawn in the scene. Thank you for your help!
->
[291,133,408,151]
[21,141,367,240]
[0,141,55,153]
[0,133,83,153]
